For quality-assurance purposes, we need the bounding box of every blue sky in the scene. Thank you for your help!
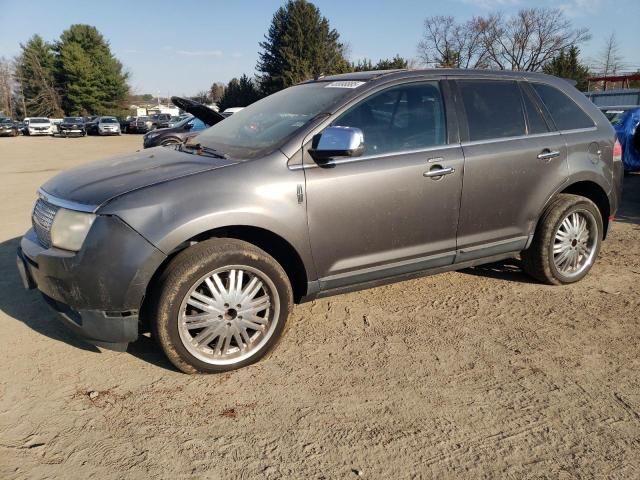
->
[0,0,637,96]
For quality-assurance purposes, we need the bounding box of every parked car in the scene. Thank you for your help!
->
[17,70,623,373]
[0,117,20,137]
[149,113,172,129]
[157,115,185,129]
[58,117,86,137]
[118,116,134,133]
[599,106,637,126]
[143,97,224,148]
[97,116,121,136]
[221,107,244,117]
[24,117,53,136]
[84,116,100,135]
[132,116,153,133]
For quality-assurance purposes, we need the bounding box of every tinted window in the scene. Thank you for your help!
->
[458,80,525,141]
[333,82,446,155]
[532,83,594,131]
[521,89,549,134]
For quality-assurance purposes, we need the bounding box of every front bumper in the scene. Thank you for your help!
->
[17,216,167,349]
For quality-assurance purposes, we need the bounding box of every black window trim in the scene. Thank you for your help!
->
[527,81,596,132]
[517,81,553,135]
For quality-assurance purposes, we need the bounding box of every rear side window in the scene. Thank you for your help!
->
[531,83,594,131]
[521,88,549,134]
[458,80,526,141]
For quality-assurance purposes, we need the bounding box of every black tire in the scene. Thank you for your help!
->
[521,194,603,285]
[150,238,293,374]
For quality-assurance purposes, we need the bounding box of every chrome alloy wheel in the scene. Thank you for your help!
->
[178,265,280,366]
[552,209,598,279]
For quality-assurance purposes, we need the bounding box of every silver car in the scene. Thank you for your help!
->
[97,116,121,136]
[17,69,623,373]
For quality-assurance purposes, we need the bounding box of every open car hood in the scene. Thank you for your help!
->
[171,96,225,126]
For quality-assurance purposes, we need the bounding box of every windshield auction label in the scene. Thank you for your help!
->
[325,81,366,89]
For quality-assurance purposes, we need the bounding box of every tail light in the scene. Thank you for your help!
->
[613,139,622,162]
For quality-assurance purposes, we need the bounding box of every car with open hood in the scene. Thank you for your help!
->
[17,69,623,374]
[142,97,225,148]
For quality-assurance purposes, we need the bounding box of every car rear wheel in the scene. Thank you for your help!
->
[521,194,602,285]
[150,238,293,373]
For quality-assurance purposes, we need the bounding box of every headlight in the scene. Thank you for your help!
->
[146,132,159,139]
[50,208,96,251]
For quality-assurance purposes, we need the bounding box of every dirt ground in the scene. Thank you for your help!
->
[0,135,639,479]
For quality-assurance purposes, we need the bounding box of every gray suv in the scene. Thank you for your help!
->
[17,70,623,373]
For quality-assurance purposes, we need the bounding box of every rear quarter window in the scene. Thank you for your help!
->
[531,83,594,131]
[458,80,526,141]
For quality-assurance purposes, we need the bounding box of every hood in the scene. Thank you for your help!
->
[171,96,225,126]
[41,147,237,209]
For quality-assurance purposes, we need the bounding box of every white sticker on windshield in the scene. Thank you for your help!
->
[325,81,366,89]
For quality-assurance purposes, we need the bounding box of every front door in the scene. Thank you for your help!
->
[303,81,464,290]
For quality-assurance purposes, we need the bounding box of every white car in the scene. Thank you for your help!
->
[24,117,53,136]
[221,107,244,117]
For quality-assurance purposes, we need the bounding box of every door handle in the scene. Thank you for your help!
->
[423,166,455,178]
[537,150,560,161]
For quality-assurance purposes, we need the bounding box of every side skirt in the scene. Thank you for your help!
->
[300,251,519,303]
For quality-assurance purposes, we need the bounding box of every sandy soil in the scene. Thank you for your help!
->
[0,135,639,479]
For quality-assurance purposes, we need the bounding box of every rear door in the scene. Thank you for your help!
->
[453,79,568,261]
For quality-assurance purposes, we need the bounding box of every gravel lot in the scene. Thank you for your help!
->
[1,135,639,479]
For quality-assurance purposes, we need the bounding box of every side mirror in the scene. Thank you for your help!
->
[308,126,365,162]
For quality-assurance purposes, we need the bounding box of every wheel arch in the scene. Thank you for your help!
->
[141,225,309,325]
[559,181,611,239]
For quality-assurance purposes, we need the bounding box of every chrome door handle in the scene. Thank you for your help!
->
[537,150,560,161]
[424,166,455,178]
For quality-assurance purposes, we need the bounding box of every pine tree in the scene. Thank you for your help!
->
[14,35,63,117]
[218,75,261,111]
[257,0,350,95]
[543,46,590,91]
[351,56,409,72]
[55,25,129,115]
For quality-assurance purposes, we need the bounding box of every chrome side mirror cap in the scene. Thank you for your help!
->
[309,126,365,162]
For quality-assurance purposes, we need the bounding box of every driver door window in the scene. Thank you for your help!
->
[333,81,447,155]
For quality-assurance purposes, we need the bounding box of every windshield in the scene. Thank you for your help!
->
[64,117,83,123]
[195,82,357,158]
[31,118,49,124]
[100,117,118,123]
[0,118,11,124]
[173,115,193,128]
[138,117,149,121]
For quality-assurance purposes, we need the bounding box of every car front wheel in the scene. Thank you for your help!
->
[521,194,602,285]
[150,238,293,373]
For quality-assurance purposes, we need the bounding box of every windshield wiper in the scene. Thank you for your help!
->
[178,143,228,159]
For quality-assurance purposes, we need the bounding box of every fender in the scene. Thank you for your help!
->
[99,151,319,283]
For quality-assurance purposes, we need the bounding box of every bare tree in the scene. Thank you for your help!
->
[0,58,13,117]
[417,16,490,69]
[418,8,590,72]
[14,49,63,117]
[592,32,626,77]
[478,8,590,71]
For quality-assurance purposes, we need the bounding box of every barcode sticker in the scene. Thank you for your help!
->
[325,81,366,89]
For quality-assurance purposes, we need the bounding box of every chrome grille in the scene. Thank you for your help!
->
[32,198,59,248]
